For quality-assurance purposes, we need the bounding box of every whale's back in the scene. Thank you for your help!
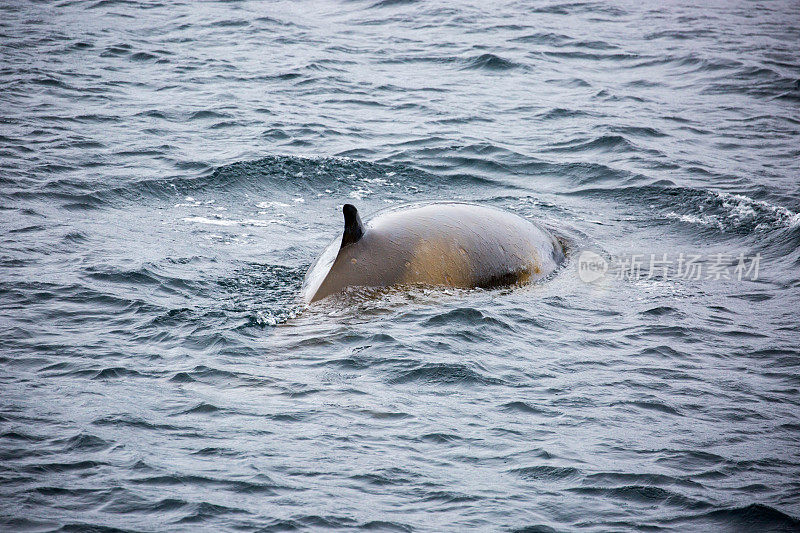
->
[302,203,564,303]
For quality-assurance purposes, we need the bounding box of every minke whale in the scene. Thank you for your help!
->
[300,202,565,303]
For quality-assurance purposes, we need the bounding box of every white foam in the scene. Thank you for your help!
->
[182,216,284,227]
[361,177,388,185]
[183,216,238,226]
[174,198,203,207]
[664,212,724,229]
[716,191,799,227]
[349,186,372,200]
[256,201,290,209]
[668,191,800,231]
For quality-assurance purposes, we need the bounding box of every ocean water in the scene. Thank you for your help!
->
[2,0,800,531]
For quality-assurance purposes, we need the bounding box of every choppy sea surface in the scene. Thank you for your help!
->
[2,1,800,531]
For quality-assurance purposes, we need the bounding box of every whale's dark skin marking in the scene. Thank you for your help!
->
[301,202,565,304]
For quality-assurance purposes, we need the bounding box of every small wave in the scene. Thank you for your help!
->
[511,525,558,533]
[535,107,595,120]
[544,134,639,154]
[510,465,581,481]
[179,366,238,382]
[188,110,233,121]
[644,29,716,41]
[101,495,188,515]
[511,32,616,50]
[360,520,413,532]
[612,400,682,416]
[178,402,223,415]
[500,401,551,415]
[130,51,158,62]
[191,447,238,457]
[370,0,420,8]
[55,433,111,452]
[176,502,251,524]
[22,460,107,474]
[89,0,139,8]
[543,50,640,62]
[661,503,800,531]
[423,307,513,330]
[0,431,47,443]
[92,415,177,432]
[380,53,523,71]
[665,191,800,234]
[185,156,435,199]
[568,485,706,509]
[460,53,521,71]
[129,473,280,495]
[388,362,504,385]
[1,155,482,207]
[211,19,251,28]
[92,367,143,380]
[169,372,196,383]
[99,42,133,56]
[83,264,200,299]
[417,432,462,444]
[641,306,680,316]
[419,490,479,503]
[530,2,627,16]
[609,125,667,138]
[584,471,700,488]
[571,184,800,237]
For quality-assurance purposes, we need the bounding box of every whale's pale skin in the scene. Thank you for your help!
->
[300,202,565,303]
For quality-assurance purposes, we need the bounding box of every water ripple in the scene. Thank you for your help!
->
[1,0,799,530]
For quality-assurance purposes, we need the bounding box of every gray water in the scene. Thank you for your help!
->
[2,1,800,531]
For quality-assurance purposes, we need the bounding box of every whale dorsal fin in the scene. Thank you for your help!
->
[341,203,364,248]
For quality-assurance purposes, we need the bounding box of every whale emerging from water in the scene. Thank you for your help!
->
[300,202,565,303]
